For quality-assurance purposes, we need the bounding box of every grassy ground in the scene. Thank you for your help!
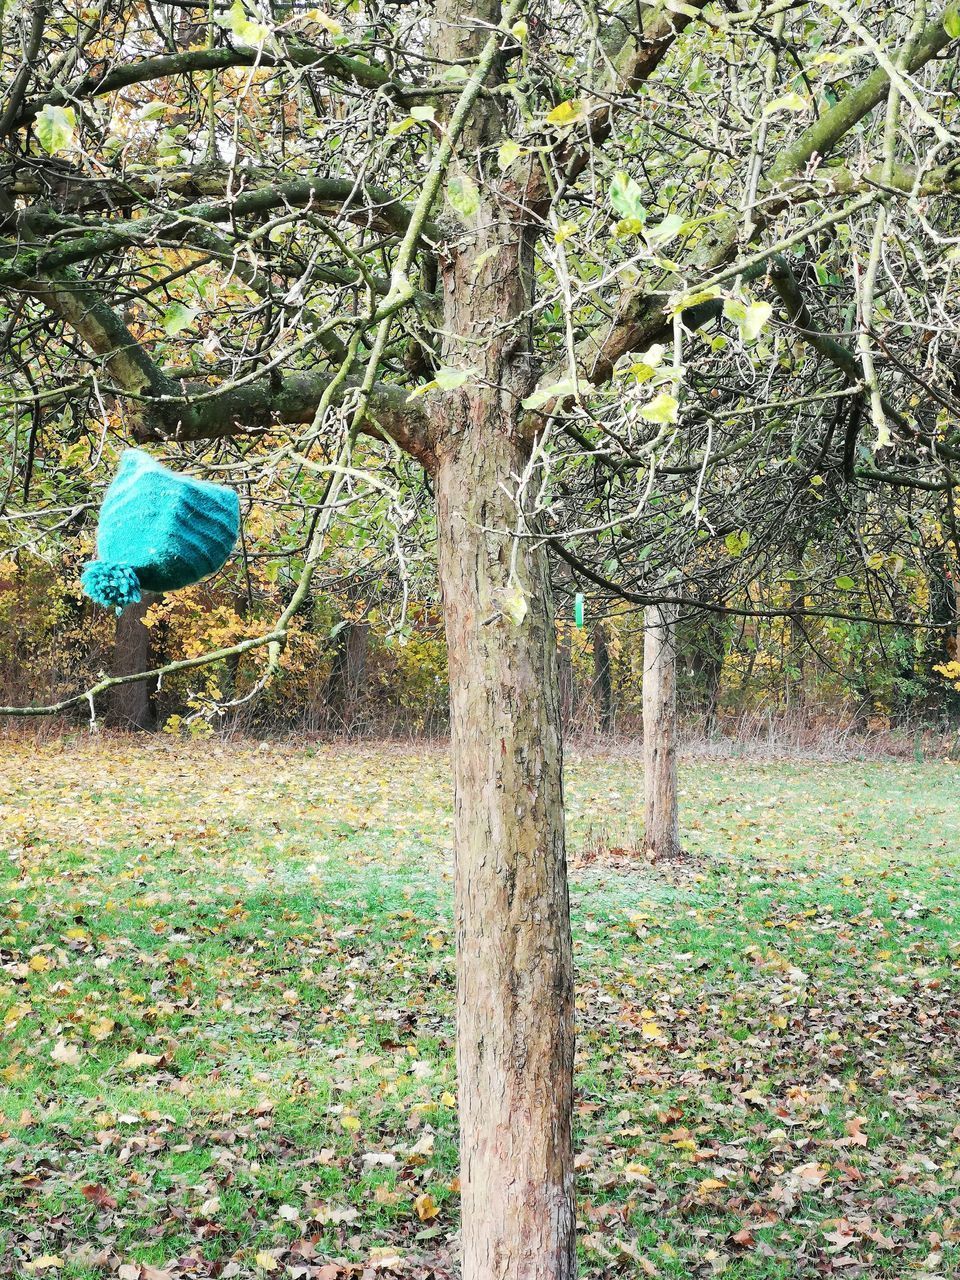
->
[1,737,958,1279]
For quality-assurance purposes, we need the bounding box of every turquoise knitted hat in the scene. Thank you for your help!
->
[81,449,240,611]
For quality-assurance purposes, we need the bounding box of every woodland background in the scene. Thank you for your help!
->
[4,541,959,743]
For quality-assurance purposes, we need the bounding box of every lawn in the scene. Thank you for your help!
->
[1,738,958,1279]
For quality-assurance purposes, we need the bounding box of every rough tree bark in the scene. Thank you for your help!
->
[643,602,681,860]
[437,425,575,1278]
[431,4,576,1273]
[109,594,158,730]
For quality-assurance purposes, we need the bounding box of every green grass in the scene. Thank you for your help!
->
[1,739,959,1278]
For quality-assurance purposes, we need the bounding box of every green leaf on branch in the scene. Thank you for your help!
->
[36,105,76,155]
[309,9,343,38]
[645,213,685,248]
[763,92,808,117]
[609,172,646,222]
[406,366,476,400]
[723,298,772,343]
[447,172,481,221]
[624,344,666,383]
[218,0,274,47]
[945,6,960,38]
[137,100,169,122]
[638,392,679,424]
[835,575,856,591]
[498,140,524,170]
[522,377,587,411]
[162,302,198,335]
[502,583,528,626]
[614,217,646,239]
[725,529,751,557]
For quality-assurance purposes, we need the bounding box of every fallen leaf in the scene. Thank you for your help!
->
[80,1183,118,1209]
[50,1040,81,1066]
[120,1051,162,1070]
[413,1191,439,1221]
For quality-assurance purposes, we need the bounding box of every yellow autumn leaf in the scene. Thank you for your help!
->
[255,1252,279,1272]
[29,954,52,972]
[440,1091,456,1107]
[4,1002,30,1027]
[308,9,342,37]
[546,99,584,127]
[23,1258,64,1273]
[641,1020,662,1039]
[341,1114,361,1132]
[413,1191,439,1221]
[120,1051,162,1070]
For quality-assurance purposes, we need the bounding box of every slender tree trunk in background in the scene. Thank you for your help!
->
[437,416,575,1280]
[643,601,681,860]
[698,614,726,735]
[325,620,369,733]
[558,623,574,731]
[110,594,158,730]
[223,592,249,702]
[593,620,613,733]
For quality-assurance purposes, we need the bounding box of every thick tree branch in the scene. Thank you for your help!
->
[141,371,437,471]
[18,265,436,465]
[23,268,176,405]
[1,175,436,287]
[0,0,48,138]
[11,41,409,131]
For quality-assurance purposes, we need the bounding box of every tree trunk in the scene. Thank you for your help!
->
[325,620,369,733]
[593,620,613,733]
[437,409,576,1280]
[431,6,576,1270]
[643,601,681,860]
[557,623,574,732]
[110,594,158,730]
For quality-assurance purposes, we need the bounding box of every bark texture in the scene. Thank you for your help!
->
[430,5,577,1273]
[643,602,681,860]
[437,418,575,1280]
[110,594,158,730]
